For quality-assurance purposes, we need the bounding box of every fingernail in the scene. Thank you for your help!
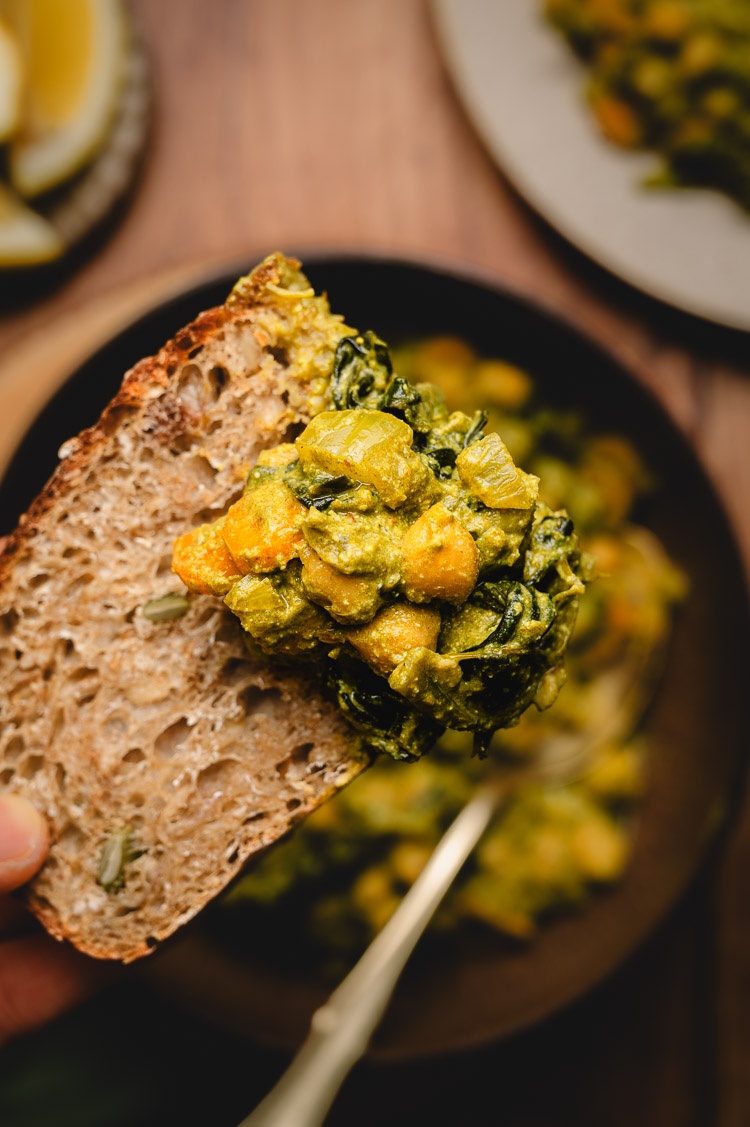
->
[0,796,45,861]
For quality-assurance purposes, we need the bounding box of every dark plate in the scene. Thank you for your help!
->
[2,253,747,1060]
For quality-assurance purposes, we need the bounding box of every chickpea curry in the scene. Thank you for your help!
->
[209,337,685,974]
[173,331,588,759]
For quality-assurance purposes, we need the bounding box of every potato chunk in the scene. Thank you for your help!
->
[296,409,426,508]
[401,503,478,605]
[222,480,307,573]
[348,603,441,677]
[172,518,242,595]
[456,433,539,510]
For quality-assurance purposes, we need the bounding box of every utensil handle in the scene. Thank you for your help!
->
[238,785,500,1127]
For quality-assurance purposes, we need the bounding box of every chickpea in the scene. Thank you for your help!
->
[644,2,690,41]
[572,820,627,881]
[352,866,393,912]
[401,503,478,604]
[300,543,382,624]
[474,360,532,411]
[390,840,433,885]
[347,603,441,676]
[681,31,722,77]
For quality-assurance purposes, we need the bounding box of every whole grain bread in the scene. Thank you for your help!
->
[0,253,369,962]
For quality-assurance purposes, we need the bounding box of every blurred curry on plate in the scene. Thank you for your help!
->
[545,0,750,211]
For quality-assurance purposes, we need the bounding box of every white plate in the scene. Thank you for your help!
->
[432,0,750,332]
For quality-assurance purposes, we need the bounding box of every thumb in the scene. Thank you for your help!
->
[0,795,49,894]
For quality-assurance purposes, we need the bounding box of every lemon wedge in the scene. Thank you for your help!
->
[4,0,128,198]
[0,18,22,142]
[0,181,64,265]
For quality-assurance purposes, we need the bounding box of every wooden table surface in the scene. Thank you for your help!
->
[1,2,749,1125]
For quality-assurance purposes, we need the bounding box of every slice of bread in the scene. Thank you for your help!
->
[0,253,369,962]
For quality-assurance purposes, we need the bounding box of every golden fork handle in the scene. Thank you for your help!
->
[238,784,503,1127]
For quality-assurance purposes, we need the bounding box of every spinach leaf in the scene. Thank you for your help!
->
[523,509,582,590]
[389,644,555,756]
[380,376,451,442]
[459,652,551,739]
[414,408,488,480]
[439,580,555,656]
[283,460,354,511]
[331,331,392,411]
[325,654,442,761]
[382,374,427,430]
[467,580,556,651]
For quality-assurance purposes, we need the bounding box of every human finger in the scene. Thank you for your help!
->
[0,795,49,893]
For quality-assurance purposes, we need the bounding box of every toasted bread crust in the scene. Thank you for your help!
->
[0,254,368,961]
[0,255,299,586]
